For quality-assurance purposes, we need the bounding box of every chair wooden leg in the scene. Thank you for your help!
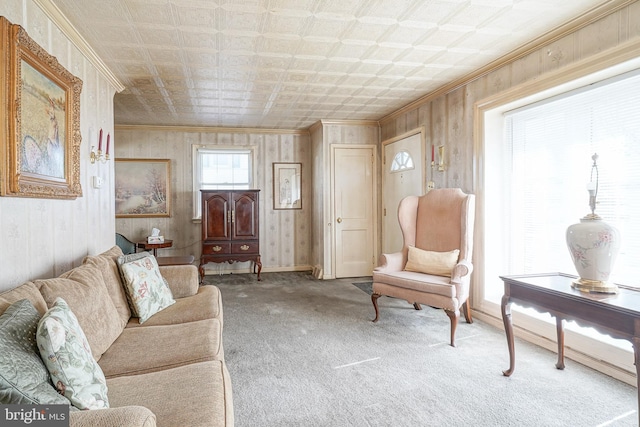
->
[462,301,473,324]
[445,309,459,347]
[413,302,422,310]
[371,293,381,322]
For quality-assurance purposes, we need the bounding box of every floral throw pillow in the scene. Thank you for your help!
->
[36,298,109,410]
[117,253,175,323]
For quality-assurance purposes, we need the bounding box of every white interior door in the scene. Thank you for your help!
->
[382,131,424,254]
[333,145,376,278]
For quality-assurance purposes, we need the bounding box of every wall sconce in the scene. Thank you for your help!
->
[431,144,446,172]
[90,128,110,164]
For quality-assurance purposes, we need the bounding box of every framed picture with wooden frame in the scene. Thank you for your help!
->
[0,17,83,199]
[115,159,171,218]
[273,162,302,210]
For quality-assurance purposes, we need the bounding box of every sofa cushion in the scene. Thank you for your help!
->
[404,246,459,277]
[0,281,49,316]
[0,299,71,406]
[117,253,175,324]
[82,245,131,326]
[69,405,156,427]
[37,298,109,410]
[99,318,223,378]
[125,285,222,328]
[158,265,200,298]
[36,264,123,361]
[106,360,233,427]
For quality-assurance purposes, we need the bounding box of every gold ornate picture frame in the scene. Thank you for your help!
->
[0,17,83,199]
[115,159,171,218]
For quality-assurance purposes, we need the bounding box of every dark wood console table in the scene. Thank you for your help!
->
[500,272,640,424]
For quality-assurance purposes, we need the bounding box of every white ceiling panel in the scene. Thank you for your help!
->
[50,0,611,129]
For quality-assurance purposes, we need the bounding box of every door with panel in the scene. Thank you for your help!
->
[332,145,376,278]
[382,131,424,254]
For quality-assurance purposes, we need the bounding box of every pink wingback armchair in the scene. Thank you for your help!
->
[372,188,475,346]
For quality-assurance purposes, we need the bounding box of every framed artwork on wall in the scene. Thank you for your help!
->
[0,17,83,199]
[115,159,171,218]
[273,162,301,210]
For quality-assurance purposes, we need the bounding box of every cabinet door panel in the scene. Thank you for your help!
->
[232,192,258,240]
[202,193,230,240]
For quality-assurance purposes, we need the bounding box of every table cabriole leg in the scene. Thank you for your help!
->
[632,336,640,427]
[555,317,565,370]
[501,294,515,376]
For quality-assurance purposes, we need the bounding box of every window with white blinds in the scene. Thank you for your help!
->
[192,147,253,219]
[504,69,640,288]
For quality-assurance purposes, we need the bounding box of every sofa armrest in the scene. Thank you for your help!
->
[374,252,404,273]
[158,265,199,298]
[70,406,156,427]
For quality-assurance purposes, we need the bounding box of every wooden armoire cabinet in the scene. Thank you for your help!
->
[199,189,262,281]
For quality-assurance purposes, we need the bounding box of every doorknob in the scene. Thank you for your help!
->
[336,217,342,223]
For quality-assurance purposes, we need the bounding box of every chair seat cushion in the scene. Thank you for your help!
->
[373,270,455,298]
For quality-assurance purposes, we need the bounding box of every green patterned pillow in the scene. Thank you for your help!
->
[36,298,109,410]
[0,299,71,406]
[117,252,175,323]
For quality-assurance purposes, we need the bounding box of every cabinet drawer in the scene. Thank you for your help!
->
[232,241,259,254]
[202,243,231,255]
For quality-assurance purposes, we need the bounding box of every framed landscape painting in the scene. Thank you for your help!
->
[0,17,83,199]
[115,159,171,218]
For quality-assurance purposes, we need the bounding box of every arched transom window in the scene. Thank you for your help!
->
[390,150,415,172]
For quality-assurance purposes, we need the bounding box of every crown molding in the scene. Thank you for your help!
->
[316,119,380,127]
[34,0,125,93]
[308,120,323,134]
[114,124,309,135]
[379,0,635,125]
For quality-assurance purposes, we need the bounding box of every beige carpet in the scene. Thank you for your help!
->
[204,271,637,427]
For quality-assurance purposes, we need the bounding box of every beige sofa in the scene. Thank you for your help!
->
[0,246,233,427]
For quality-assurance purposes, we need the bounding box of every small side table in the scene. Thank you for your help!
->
[136,239,173,257]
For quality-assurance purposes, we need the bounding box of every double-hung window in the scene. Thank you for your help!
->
[192,146,254,219]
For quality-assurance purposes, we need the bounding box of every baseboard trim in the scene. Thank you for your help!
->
[473,311,637,387]
[202,265,313,276]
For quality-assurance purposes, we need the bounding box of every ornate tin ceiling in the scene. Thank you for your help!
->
[50,0,609,129]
